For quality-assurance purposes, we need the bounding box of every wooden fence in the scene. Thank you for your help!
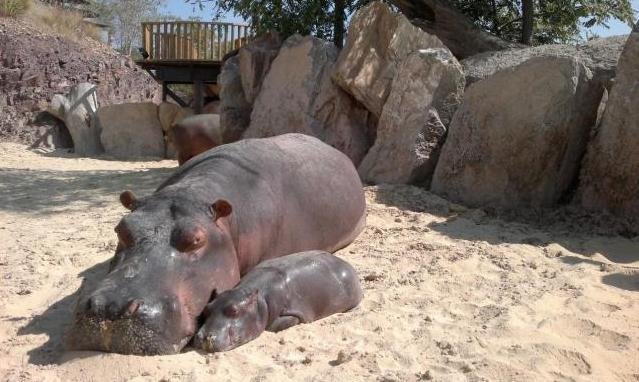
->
[141,21,252,61]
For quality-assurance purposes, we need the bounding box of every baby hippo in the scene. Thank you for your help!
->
[172,114,222,165]
[194,251,362,352]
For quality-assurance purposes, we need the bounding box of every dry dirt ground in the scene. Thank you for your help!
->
[0,142,637,382]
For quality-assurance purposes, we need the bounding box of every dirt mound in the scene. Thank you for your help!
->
[0,16,161,146]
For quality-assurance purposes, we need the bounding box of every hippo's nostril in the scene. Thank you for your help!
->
[123,299,143,317]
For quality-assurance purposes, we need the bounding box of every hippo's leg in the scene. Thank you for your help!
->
[267,316,300,332]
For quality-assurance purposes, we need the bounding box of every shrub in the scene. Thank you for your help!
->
[0,0,32,17]
[25,2,102,41]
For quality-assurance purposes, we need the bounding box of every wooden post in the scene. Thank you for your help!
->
[162,82,168,102]
[193,80,204,114]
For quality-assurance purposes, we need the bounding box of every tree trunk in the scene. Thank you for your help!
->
[521,0,534,45]
[333,0,346,48]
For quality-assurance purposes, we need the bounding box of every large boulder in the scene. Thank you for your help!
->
[431,55,601,209]
[239,32,282,104]
[218,55,252,143]
[218,33,282,143]
[98,103,165,159]
[49,82,103,156]
[577,24,639,216]
[243,35,374,165]
[461,36,627,90]
[358,49,464,185]
[332,1,446,117]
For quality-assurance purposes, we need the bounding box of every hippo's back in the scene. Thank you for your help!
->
[157,134,367,269]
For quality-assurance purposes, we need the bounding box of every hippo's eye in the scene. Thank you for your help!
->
[115,225,134,248]
[223,304,240,318]
[172,227,207,253]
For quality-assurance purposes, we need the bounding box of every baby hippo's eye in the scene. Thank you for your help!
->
[223,304,240,318]
[172,226,207,253]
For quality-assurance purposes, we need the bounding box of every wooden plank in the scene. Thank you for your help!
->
[230,23,235,51]
[170,22,175,59]
[153,24,160,60]
[217,24,222,60]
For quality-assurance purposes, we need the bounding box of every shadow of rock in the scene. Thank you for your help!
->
[601,273,639,292]
[0,167,174,215]
[17,259,111,365]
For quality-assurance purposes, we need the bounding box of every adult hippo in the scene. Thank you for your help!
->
[172,114,223,165]
[68,134,366,355]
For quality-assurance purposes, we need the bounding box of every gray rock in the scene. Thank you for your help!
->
[577,24,639,216]
[239,31,282,104]
[98,103,165,159]
[244,35,374,165]
[218,55,252,143]
[462,36,628,90]
[49,82,103,156]
[358,49,464,185]
[432,55,601,209]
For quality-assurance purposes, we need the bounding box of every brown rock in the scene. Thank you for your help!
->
[577,23,639,216]
[358,49,464,185]
[431,55,601,209]
[243,35,374,165]
[333,1,446,117]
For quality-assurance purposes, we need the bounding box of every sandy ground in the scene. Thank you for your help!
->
[0,142,637,382]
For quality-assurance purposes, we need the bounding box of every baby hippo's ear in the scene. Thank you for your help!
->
[120,190,137,211]
[210,200,232,221]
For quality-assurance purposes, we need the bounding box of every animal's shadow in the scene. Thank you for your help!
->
[17,259,112,365]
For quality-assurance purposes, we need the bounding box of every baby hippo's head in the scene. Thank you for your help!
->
[194,288,267,352]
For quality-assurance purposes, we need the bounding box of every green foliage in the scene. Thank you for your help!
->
[452,0,636,44]
[194,0,635,46]
[0,0,32,17]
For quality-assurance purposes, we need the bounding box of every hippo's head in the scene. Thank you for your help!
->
[68,190,240,355]
[193,288,266,352]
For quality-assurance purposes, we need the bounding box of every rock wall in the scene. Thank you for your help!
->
[0,17,161,147]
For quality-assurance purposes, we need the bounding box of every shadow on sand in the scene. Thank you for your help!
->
[17,259,112,365]
[0,167,175,215]
[373,184,639,293]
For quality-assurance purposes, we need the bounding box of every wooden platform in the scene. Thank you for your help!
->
[134,21,252,112]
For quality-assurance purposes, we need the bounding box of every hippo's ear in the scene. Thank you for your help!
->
[210,200,232,221]
[120,190,137,211]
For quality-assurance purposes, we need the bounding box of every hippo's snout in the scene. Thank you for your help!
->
[78,294,165,321]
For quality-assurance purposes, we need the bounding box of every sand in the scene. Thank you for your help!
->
[0,142,637,382]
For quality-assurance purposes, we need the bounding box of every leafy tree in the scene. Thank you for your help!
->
[90,0,165,55]
[194,0,635,47]
[451,0,635,45]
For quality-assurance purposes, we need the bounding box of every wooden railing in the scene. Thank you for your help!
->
[141,21,252,61]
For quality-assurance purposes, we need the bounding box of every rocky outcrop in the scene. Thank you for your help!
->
[461,36,627,90]
[48,83,102,155]
[98,103,165,159]
[358,49,464,185]
[0,17,161,146]
[577,23,639,216]
[243,35,374,165]
[332,1,446,117]
[218,55,252,143]
[218,33,282,143]
[431,55,601,209]
[239,32,282,104]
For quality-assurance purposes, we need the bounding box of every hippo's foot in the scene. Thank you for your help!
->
[267,316,300,332]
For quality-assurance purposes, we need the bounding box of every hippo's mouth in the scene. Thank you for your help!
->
[67,314,193,355]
